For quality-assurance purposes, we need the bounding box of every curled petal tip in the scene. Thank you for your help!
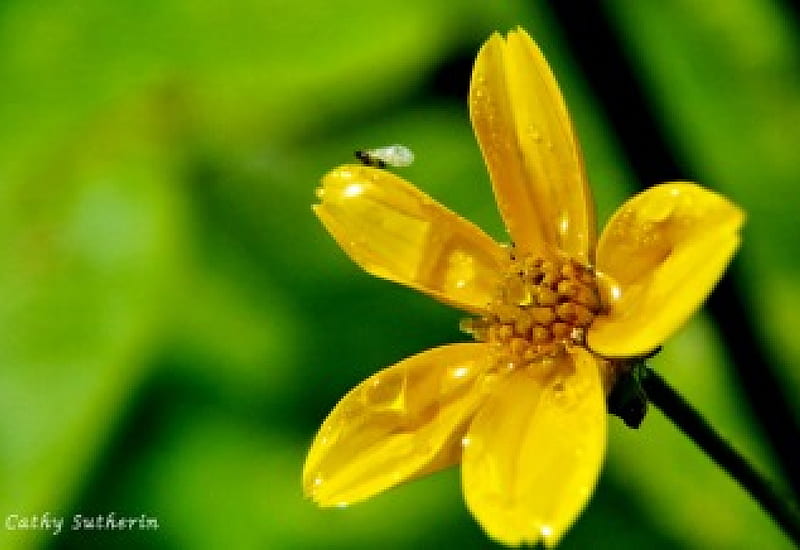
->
[590,183,745,356]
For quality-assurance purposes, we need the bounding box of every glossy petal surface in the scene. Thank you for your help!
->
[314,165,506,314]
[589,183,745,357]
[461,348,606,547]
[470,29,594,262]
[303,344,495,507]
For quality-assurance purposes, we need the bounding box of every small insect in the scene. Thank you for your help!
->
[354,144,415,169]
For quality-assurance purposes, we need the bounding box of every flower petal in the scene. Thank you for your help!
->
[589,183,745,357]
[470,29,594,263]
[303,343,495,507]
[314,165,506,314]
[461,348,606,547]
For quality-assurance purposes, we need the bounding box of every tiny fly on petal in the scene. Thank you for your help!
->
[354,145,415,169]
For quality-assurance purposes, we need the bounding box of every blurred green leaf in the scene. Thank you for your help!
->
[0,98,183,550]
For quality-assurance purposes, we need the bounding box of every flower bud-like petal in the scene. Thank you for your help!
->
[314,165,506,314]
[589,183,745,357]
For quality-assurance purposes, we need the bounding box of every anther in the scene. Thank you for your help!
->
[560,262,578,280]
[532,325,552,343]
[542,272,558,288]
[574,284,600,309]
[579,270,595,285]
[497,324,514,341]
[537,287,557,306]
[509,338,528,357]
[556,280,577,299]
[495,304,517,324]
[552,322,571,339]
[574,304,594,327]
[531,307,555,325]
[556,303,576,322]
[515,315,533,336]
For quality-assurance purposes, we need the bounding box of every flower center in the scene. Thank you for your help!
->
[461,251,602,370]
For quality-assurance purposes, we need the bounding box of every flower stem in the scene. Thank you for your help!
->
[640,367,800,545]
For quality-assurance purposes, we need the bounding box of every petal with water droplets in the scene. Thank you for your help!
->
[314,165,506,315]
[469,29,594,262]
[303,344,495,507]
[461,348,606,547]
[589,183,744,357]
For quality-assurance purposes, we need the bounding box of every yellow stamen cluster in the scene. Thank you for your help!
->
[462,252,601,370]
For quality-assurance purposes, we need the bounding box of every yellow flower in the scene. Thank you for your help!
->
[303,28,744,547]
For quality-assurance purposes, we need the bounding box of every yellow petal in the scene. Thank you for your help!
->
[470,29,594,262]
[314,165,506,314]
[589,183,745,357]
[461,348,606,547]
[303,343,495,507]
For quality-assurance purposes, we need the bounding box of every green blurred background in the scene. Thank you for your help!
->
[1,1,799,548]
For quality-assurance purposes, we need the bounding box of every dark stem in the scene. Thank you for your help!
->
[640,367,800,545]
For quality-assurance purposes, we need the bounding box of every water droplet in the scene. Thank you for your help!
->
[365,370,406,411]
[336,502,349,509]
[558,213,569,236]
[451,366,469,379]
[343,183,364,198]
[461,436,472,448]
[540,525,553,539]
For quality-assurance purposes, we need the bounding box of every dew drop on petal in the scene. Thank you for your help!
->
[451,366,469,379]
[365,369,407,413]
[558,212,569,237]
[343,183,364,198]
